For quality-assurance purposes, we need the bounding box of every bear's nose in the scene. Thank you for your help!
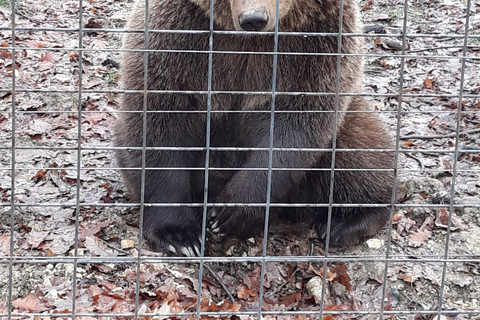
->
[239,10,269,31]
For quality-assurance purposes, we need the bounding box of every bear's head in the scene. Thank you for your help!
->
[190,0,341,32]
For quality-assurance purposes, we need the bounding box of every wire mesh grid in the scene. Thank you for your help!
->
[0,0,479,318]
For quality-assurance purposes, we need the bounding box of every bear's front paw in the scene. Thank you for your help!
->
[144,227,202,257]
[206,207,264,254]
[317,222,363,247]
[206,208,225,245]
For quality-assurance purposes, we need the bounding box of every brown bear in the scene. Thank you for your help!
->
[115,0,394,256]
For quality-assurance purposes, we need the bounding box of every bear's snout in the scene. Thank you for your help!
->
[238,9,269,31]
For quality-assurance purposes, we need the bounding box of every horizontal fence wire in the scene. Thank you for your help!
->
[2,26,480,38]
[1,90,479,98]
[1,203,480,208]
[2,46,480,56]
[2,255,480,264]
[1,309,479,318]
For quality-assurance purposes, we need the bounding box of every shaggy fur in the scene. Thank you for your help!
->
[115,0,394,255]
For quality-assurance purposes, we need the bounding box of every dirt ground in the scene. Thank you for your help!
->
[0,0,479,319]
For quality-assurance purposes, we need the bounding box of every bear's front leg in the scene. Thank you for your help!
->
[127,112,207,257]
[141,151,204,256]
[207,111,334,254]
[207,172,269,254]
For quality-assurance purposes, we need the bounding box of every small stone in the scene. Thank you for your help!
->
[306,276,329,304]
[45,288,58,300]
[68,248,85,256]
[366,238,384,249]
[121,239,135,249]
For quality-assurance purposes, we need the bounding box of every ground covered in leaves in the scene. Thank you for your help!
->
[0,0,479,318]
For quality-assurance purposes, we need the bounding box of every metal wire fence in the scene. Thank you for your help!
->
[0,0,479,318]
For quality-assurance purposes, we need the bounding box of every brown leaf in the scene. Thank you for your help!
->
[278,292,301,309]
[31,169,48,183]
[78,220,112,241]
[26,231,50,249]
[12,293,48,312]
[242,264,262,292]
[99,183,114,197]
[0,49,12,59]
[435,207,468,231]
[84,18,102,29]
[87,284,104,298]
[201,299,241,312]
[308,265,335,281]
[84,235,117,256]
[330,263,352,291]
[422,78,434,89]
[67,51,79,62]
[39,51,56,62]
[408,229,432,247]
[396,213,416,234]
[398,272,416,283]
[0,234,10,256]
[392,212,403,224]
[237,283,257,299]
[94,295,117,313]
[436,207,450,225]
[361,0,373,10]
[323,304,351,311]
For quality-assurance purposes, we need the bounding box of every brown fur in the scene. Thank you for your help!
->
[115,0,394,255]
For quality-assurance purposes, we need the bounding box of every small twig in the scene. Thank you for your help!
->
[138,248,164,256]
[405,153,425,172]
[401,128,480,140]
[264,266,300,299]
[364,25,385,34]
[452,145,480,161]
[408,45,480,53]
[465,119,480,125]
[129,250,236,303]
[98,237,129,255]
[205,265,236,304]
[97,177,124,184]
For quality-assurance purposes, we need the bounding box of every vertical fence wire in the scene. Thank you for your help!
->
[7,0,17,318]
[319,0,345,317]
[256,0,281,318]
[133,0,151,318]
[71,0,85,316]
[195,0,216,317]
[437,0,473,315]
[378,0,410,317]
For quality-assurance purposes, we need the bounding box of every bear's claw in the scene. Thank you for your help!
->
[145,230,202,257]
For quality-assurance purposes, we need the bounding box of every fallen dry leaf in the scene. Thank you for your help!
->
[12,293,48,313]
[84,235,117,256]
[409,229,432,247]
[330,263,352,291]
[0,235,10,256]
